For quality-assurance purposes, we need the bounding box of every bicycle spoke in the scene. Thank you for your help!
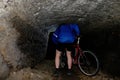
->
[78,50,99,76]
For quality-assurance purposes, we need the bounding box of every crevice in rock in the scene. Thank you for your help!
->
[11,16,48,68]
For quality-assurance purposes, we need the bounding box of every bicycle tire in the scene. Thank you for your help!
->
[78,50,100,76]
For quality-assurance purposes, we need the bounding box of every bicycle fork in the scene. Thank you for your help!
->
[73,45,83,64]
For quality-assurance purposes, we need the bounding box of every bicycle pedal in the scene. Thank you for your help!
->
[61,62,65,68]
[73,60,77,64]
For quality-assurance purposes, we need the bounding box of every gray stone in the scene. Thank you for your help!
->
[0,0,119,78]
[0,54,9,80]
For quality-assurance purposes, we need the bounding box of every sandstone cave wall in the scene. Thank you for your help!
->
[0,0,120,79]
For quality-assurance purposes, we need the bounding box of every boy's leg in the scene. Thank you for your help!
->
[66,50,73,76]
[66,44,73,76]
[54,49,61,77]
[55,49,61,68]
[66,50,72,69]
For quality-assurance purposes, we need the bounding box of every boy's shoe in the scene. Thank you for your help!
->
[53,69,60,77]
[67,69,72,76]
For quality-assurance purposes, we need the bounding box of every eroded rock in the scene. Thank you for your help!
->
[0,0,119,79]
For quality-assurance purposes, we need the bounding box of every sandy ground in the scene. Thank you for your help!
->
[6,60,120,80]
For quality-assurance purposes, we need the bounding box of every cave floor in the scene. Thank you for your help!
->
[7,60,119,80]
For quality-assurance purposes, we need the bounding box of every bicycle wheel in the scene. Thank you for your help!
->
[78,50,99,76]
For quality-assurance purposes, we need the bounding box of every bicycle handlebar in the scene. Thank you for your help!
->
[77,37,80,44]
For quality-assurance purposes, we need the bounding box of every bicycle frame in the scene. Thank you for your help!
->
[60,37,100,76]
[61,37,82,65]
[72,44,83,64]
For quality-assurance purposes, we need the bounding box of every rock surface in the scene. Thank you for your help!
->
[0,0,120,79]
[6,60,120,80]
[0,54,9,80]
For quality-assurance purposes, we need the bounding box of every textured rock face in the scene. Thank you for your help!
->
[12,0,120,29]
[0,0,120,78]
[13,0,104,26]
[0,54,9,79]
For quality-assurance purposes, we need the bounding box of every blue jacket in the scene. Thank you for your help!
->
[52,24,80,44]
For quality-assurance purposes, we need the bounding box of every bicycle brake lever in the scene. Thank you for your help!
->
[77,37,80,44]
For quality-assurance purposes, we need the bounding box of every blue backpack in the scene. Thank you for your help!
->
[52,32,58,44]
[52,24,80,44]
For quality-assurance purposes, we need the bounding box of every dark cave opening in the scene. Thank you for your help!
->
[1,0,120,79]
[12,16,120,77]
[12,17,48,68]
[46,24,120,76]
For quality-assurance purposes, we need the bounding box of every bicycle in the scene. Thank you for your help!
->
[60,37,100,76]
